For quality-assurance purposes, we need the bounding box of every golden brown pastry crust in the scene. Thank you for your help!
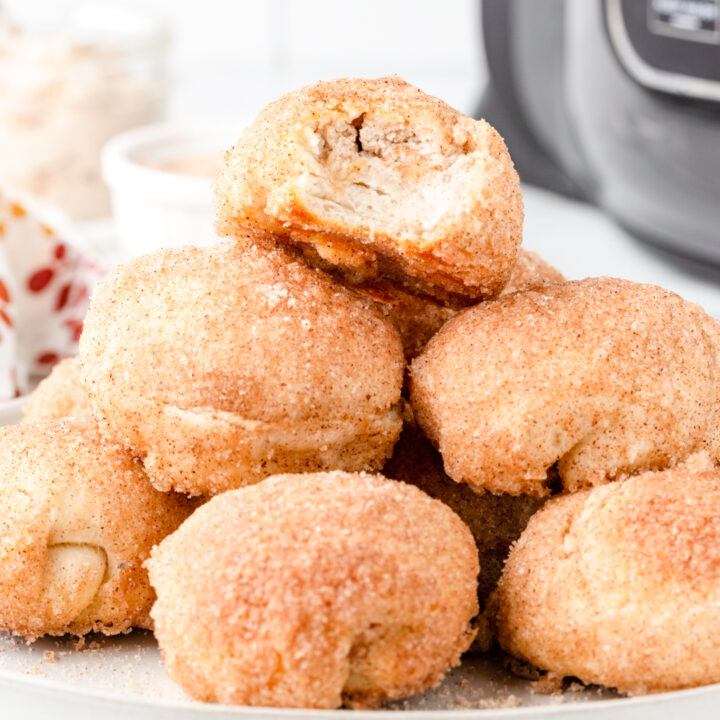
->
[148,471,479,709]
[80,240,404,496]
[490,453,720,694]
[215,76,523,304]
[383,408,543,651]
[23,357,92,422]
[0,419,194,640]
[411,277,720,496]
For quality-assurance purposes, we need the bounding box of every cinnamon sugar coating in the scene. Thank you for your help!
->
[491,453,720,694]
[215,76,523,304]
[80,240,404,496]
[411,277,720,496]
[23,357,92,422]
[148,471,479,709]
[383,411,544,651]
[0,419,194,640]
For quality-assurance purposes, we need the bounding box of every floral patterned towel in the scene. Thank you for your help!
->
[0,190,104,400]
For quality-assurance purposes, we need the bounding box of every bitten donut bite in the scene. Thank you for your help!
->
[215,76,523,304]
[491,453,720,694]
[80,241,404,496]
[383,412,543,651]
[148,471,479,709]
[411,277,720,496]
[23,357,92,422]
[0,419,193,640]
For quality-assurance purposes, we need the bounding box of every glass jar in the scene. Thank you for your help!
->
[0,4,169,220]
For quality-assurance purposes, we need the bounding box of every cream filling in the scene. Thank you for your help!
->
[285,121,474,242]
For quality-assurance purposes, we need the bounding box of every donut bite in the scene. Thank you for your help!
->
[383,407,543,605]
[215,76,523,304]
[148,471,479,709]
[23,357,92,422]
[0,419,194,640]
[383,413,544,650]
[80,240,404,496]
[491,453,720,694]
[411,277,720,496]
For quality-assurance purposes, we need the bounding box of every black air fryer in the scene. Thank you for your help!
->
[479,0,720,265]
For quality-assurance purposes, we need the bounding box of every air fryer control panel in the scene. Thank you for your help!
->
[605,0,720,100]
[649,0,719,43]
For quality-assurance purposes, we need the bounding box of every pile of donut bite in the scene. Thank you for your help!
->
[4,76,720,709]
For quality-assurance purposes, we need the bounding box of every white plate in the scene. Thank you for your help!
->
[1,631,720,719]
[2,400,720,719]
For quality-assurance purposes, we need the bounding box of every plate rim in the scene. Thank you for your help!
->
[2,658,720,718]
